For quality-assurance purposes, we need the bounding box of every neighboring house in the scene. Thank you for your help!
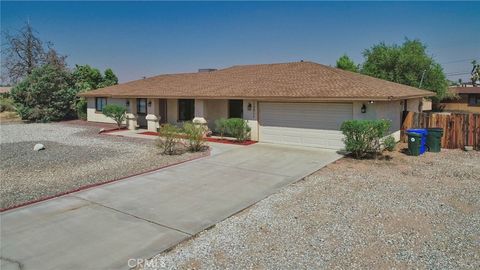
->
[439,86,480,113]
[79,61,433,149]
[0,87,12,97]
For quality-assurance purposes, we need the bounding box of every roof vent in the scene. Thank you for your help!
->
[198,68,217,73]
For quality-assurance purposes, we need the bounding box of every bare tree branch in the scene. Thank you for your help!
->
[1,21,68,84]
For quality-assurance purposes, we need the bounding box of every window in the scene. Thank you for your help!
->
[178,99,195,121]
[95,97,107,111]
[468,94,480,106]
[137,98,147,114]
[228,100,243,118]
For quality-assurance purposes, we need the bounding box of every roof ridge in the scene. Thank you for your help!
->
[326,63,433,96]
[79,60,434,100]
[223,60,313,70]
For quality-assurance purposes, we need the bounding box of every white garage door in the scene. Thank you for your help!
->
[259,102,353,149]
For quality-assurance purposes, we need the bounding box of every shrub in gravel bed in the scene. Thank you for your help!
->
[340,119,391,159]
[182,122,207,152]
[102,104,127,129]
[156,124,181,155]
[383,135,397,152]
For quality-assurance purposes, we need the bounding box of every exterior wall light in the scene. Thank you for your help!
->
[148,101,152,107]
[361,104,367,113]
[369,100,374,104]
[247,103,252,111]
[126,100,130,106]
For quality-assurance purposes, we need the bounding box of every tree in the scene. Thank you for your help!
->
[361,39,448,102]
[11,65,76,122]
[102,104,126,129]
[2,23,44,83]
[471,60,480,86]
[44,43,68,71]
[72,64,103,91]
[336,54,359,72]
[72,65,118,119]
[2,22,67,83]
[98,68,119,88]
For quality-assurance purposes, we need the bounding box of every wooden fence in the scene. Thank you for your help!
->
[401,112,480,150]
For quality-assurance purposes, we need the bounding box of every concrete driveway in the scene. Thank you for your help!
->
[0,143,342,270]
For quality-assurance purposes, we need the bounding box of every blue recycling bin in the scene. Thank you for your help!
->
[406,128,428,155]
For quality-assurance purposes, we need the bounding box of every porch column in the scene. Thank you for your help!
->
[126,98,138,130]
[146,98,160,132]
[193,99,207,124]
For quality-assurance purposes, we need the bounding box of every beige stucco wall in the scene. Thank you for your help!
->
[86,97,425,144]
[406,98,423,113]
[353,100,403,141]
[204,99,228,130]
[243,100,259,141]
[166,99,178,125]
[422,98,432,111]
[86,97,128,124]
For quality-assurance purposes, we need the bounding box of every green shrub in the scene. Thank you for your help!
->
[102,104,126,129]
[383,135,396,152]
[340,119,391,159]
[0,97,15,112]
[224,118,251,142]
[11,65,77,122]
[76,98,87,120]
[182,121,206,152]
[156,124,181,155]
[214,118,228,138]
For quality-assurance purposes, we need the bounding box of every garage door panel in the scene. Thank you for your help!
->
[259,102,352,149]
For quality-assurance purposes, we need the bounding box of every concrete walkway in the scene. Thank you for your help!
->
[0,143,342,270]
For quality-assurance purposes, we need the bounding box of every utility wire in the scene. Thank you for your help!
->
[440,58,478,65]
[445,70,471,75]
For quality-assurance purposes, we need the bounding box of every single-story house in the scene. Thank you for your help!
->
[439,86,480,113]
[79,61,434,149]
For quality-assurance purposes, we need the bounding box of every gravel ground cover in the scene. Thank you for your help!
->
[0,122,205,209]
[145,147,480,269]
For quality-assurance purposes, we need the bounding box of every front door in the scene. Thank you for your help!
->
[159,99,167,124]
[136,98,147,127]
[228,100,243,118]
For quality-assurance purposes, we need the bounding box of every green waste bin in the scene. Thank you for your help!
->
[426,128,443,152]
[407,132,422,156]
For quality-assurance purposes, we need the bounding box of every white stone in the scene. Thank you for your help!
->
[33,143,45,151]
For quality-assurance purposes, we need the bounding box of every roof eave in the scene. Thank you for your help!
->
[77,93,434,101]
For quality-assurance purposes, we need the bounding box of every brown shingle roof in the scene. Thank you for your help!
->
[449,86,480,94]
[79,61,434,101]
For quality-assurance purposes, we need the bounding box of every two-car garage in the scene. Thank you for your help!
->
[258,102,353,149]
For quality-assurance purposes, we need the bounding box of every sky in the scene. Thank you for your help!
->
[1,1,479,83]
